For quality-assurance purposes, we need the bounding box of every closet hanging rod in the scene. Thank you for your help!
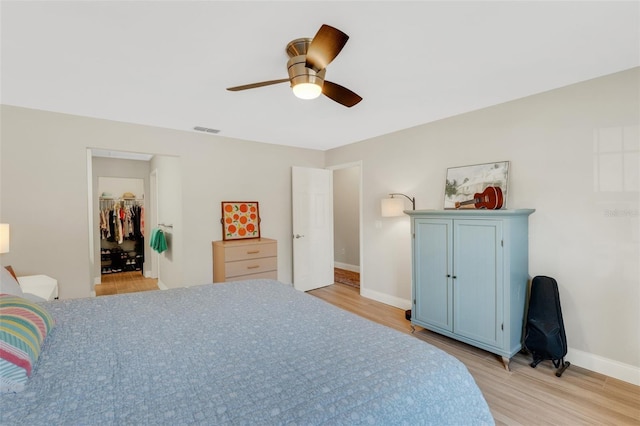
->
[99,198,143,205]
[158,223,173,228]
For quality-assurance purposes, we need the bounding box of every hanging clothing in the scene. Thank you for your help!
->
[115,205,124,244]
[99,200,143,242]
[150,228,168,253]
[140,206,145,236]
[100,208,111,240]
[99,197,145,275]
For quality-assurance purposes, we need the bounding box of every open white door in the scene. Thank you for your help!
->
[292,166,334,292]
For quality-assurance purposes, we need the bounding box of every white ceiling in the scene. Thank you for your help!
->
[2,1,638,151]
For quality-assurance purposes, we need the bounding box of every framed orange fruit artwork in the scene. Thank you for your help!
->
[221,201,260,240]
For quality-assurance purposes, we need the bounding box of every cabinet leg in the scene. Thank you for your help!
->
[410,324,416,334]
[501,356,511,371]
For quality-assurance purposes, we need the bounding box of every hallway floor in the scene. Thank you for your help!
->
[334,268,360,288]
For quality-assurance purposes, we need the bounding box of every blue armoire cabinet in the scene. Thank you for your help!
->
[405,209,535,369]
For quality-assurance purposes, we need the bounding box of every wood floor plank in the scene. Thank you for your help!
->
[95,271,158,296]
[308,283,640,425]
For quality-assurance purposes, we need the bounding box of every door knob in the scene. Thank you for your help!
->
[294,234,305,239]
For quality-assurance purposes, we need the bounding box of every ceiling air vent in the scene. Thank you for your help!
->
[193,126,220,134]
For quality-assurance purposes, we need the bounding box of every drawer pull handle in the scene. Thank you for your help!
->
[247,265,260,269]
[247,250,260,254]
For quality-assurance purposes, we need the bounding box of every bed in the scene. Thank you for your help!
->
[1,279,493,425]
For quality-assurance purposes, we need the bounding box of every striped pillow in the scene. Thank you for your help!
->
[0,294,55,392]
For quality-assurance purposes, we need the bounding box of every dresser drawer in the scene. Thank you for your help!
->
[224,242,277,262]
[226,270,278,282]
[212,238,278,283]
[224,256,277,279]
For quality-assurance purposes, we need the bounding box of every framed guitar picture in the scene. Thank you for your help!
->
[444,161,510,210]
[221,201,260,240]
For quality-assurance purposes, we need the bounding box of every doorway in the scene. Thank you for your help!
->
[87,149,181,295]
[331,162,362,290]
[291,163,363,292]
[89,151,156,295]
[97,177,145,276]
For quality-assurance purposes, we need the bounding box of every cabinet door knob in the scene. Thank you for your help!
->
[447,274,451,277]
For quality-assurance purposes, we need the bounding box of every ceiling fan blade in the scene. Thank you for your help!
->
[322,81,362,108]
[305,24,349,72]
[226,79,289,91]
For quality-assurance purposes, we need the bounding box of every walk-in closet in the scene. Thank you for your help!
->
[99,196,144,275]
[91,155,157,295]
[89,150,182,295]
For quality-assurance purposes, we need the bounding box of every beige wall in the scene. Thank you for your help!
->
[149,154,182,289]
[1,68,638,384]
[326,67,640,384]
[0,106,324,298]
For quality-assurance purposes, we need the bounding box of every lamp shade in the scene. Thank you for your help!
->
[0,223,9,254]
[381,198,405,217]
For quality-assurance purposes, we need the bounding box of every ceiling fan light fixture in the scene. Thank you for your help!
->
[227,25,362,107]
[292,81,323,99]
[288,55,324,100]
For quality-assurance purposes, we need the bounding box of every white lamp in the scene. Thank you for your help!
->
[381,193,415,217]
[381,198,405,217]
[0,223,10,254]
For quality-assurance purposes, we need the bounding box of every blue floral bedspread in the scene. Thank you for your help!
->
[0,279,493,425]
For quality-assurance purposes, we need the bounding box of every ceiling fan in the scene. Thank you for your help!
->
[226,24,362,108]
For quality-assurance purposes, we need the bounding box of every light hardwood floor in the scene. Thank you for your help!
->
[94,271,158,296]
[309,283,640,426]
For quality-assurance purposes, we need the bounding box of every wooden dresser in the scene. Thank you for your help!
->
[212,238,277,282]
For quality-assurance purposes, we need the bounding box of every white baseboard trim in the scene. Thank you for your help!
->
[157,280,168,290]
[360,287,411,311]
[94,277,101,285]
[334,262,360,273]
[568,347,639,386]
[359,291,639,386]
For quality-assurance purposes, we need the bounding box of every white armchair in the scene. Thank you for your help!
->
[17,275,58,301]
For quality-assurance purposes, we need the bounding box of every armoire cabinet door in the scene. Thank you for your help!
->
[453,219,503,349]
[413,219,453,332]
[408,209,534,368]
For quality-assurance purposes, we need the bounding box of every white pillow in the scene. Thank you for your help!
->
[0,266,24,297]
